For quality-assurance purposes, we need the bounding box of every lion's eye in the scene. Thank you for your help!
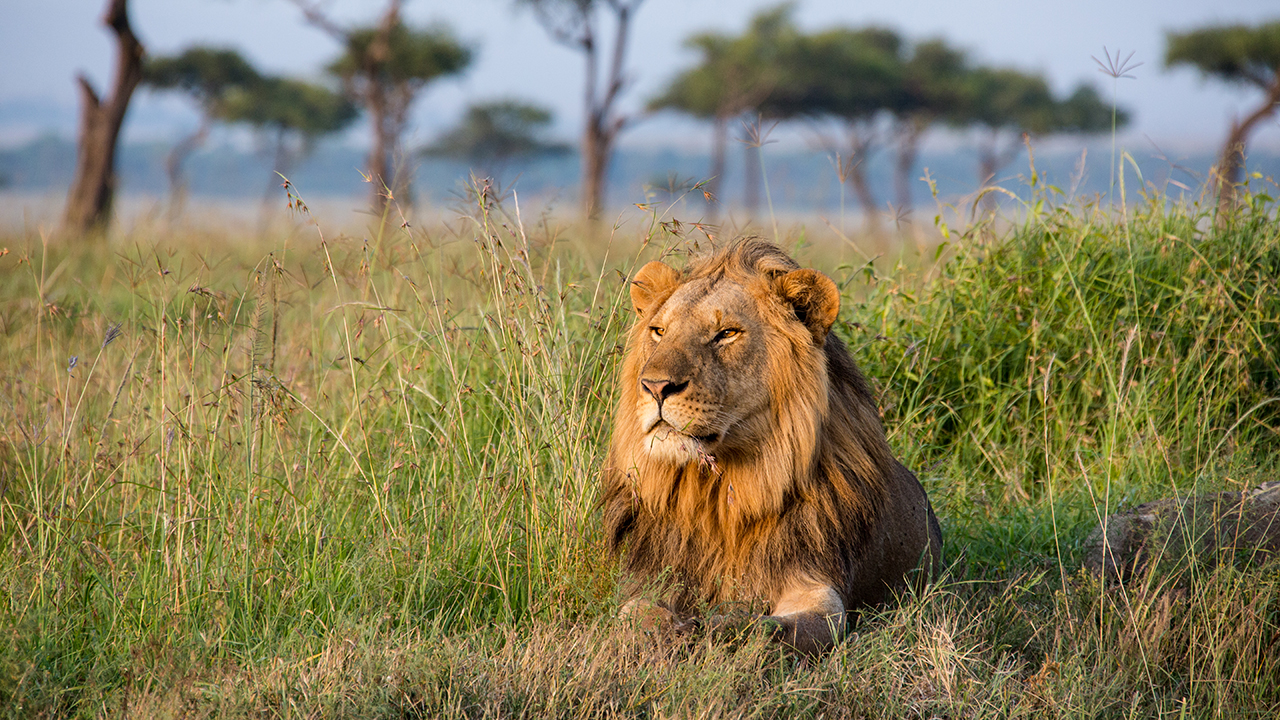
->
[649,326,665,341]
[714,328,741,344]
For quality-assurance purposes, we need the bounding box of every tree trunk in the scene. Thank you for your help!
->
[366,86,392,211]
[582,114,610,220]
[258,126,291,236]
[62,0,144,238]
[165,116,209,222]
[976,128,1024,214]
[846,162,878,232]
[1214,79,1280,217]
[842,123,878,232]
[893,115,927,217]
[363,2,399,215]
[706,114,728,223]
[583,1,636,224]
[742,139,760,217]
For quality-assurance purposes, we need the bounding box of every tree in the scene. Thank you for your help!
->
[221,76,357,226]
[958,67,1120,199]
[62,0,145,238]
[423,99,569,176]
[518,0,644,223]
[1166,22,1280,214]
[766,26,904,229]
[142,47,261,217]
[959,67,1056,193]
[889,39,969,214]
[1054,84,1124,136]
[289,0,471,212]
[648,5,796,219]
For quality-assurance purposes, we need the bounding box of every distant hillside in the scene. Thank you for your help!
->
[3,134,1274,213]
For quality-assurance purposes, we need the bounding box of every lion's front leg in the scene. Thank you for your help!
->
[762,577,847,655]
[619,597,700,634]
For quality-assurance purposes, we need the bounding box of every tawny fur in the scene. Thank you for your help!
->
[602,240,943,654]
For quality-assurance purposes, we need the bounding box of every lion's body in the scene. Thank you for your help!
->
[602,241,942,653]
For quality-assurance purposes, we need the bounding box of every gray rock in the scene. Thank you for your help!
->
[1083,481,1280,583]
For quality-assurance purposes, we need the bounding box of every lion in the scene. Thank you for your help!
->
[601,239,943,655]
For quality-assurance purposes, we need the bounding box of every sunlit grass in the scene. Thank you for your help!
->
[2,177,1279,717]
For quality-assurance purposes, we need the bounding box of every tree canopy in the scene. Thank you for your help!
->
[142,47,261,115]
[327,22,472,90]
[765,26,904,122]
[649,5,796,121]
[1166,22,1280,89]
[652,15,1124,220]
[425,100,569,168]
[223,77,357,139]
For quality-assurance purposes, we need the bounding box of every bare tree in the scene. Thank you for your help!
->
[62,0,145,238]
[519,0,643,223]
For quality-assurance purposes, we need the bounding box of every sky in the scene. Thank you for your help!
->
[2,0,1280,155]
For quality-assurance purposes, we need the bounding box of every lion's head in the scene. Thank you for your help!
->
[633,249,833,449]
[602,240,942,654]
[608,241,891,523]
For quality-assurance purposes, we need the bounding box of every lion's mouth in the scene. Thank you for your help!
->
[647,419,719,445]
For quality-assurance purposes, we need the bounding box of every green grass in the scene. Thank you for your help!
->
[2,180,1280,718]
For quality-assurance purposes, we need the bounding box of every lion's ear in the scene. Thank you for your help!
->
[630,261,681,315]
[778,268,840,343]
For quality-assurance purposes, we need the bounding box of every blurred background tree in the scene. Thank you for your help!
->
[648,4,795,220]
[291,0,471,214]
[890,39,969,214]
[1166,21,1280,215]
[956,67,1117,208]
[141,47,261,217]
[423,99,569,178]
[959,67,1057,195]
[62,0,144,238]
[765,25,904,229]
[221,76,357,229]
[518,0,645,225]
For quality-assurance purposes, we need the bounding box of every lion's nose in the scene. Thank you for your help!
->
[641,378,687,402]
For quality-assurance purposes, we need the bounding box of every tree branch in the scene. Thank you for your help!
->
[284,0,348,41]
[599,0,633,127]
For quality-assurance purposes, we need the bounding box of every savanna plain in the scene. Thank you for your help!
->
[3,176,1280,718]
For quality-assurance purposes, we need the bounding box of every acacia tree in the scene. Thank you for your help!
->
[889,39,969,213]
[289,0,471,212]
[142,47,261,216]
[959,68,1119,200]
[648,5,795,219]
[766,26,904,229]
[424,99,569,177]
[62,0,145,238]
[1166,22,1280,213]
[960,67,1056,192]
[518,0,644,222]
[221,76,358,226]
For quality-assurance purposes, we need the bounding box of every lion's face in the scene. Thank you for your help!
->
[625,254,840,466]
[635,276,773,463]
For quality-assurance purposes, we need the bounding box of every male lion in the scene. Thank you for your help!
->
[602,240,943,654]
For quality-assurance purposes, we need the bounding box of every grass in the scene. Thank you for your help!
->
[2,176,1280,718]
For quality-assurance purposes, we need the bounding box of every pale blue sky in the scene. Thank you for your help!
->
[2,0,1279,152]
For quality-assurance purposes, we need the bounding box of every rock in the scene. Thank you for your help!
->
[1083,481,1280,583]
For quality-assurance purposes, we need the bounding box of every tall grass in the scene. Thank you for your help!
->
[2,178,1279,717]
